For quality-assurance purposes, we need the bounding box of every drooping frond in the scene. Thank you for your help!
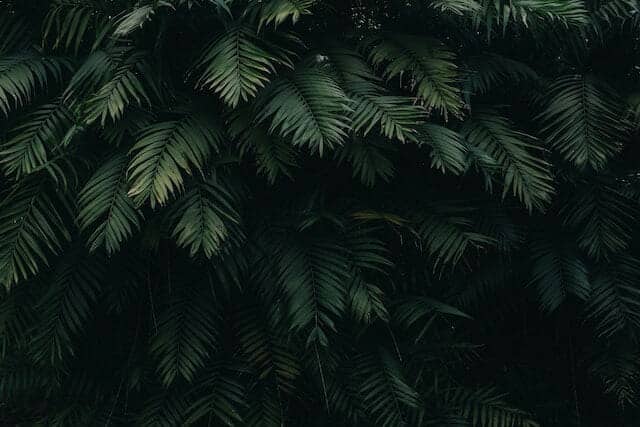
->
[364,35,462,119]
[529,239,590,312]
[192,25,294,107]
[184,366,246,425]
[355,349,420,427]
[0,53,68,116]
[84,50,158,126]
[254,0,315,28]
[30,250,105,365]
[42,0,109,53]
[394,296,472,329]
[113,4,156,37]
[256,65,351,155]
[561,180,636,259]
[275,236,351,346]
[0,180,71,288]
[77,153,142,255]
[538,75,628,170]
[590,346,640,408]
[137,391,190,427]
[0,12,30,54]
[150,282,220,386]
[326,47,425,142]
[417,124,468,174]
[445,386,540,427]
[235,304,301,393]
[337,139,395,187]
[0,103,72,179]
[127,114,224,208]
[462,109,554,211]
[463,53,538,100]
[413,204,494,267]
[62,49,117,103]
[169,177,243,258]
[585,255,640,337]
[348,277,389,324]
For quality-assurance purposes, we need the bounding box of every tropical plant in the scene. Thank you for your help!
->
[0,0,639,425]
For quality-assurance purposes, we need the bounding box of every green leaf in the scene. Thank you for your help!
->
[169,177,243,258]
[127,114,224,208]
[0,53,68,116]
[275,236,351,347]
[0,180,71,288]
[337,139,395,187]
[538,75,628,170]
[192,25,293,107]
[462,109,554,211]
[0,103,72,179]
[150,282,220,386]
[529,238,590,312]
[355,349,420,427]
[256,66,352,155]
[365,35,462,119]
[77,153,142,255]
[30,250,105,365]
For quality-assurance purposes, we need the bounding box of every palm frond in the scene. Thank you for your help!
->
[256,65,351,155]
[538,75,628,170]
[169,177,243,258]
[127,114,224,208]
[275,236,351,346]
[192,25,294,108]
[364,35,462,119]
[355,349,420,427]
[561,180,636,259]
[0,53,68,116]
[150,281,220,386]
[337,139,395,187]
[445,386,540,427]
[417,124,468,174]
[462,109,554,211]
[464,53,538,100]
[77,153,142,255]
[0,180,71,288]
[236,304,301,393]
[529,239,590,312]
[254,0,315,28]
[30,250,105,365]
[43,0,109,53]
[0,102,72,179]
[585,255,640,337]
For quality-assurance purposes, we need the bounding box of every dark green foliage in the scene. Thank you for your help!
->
[0,1,639,426]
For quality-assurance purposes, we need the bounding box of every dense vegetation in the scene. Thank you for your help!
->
[1,0,639,425]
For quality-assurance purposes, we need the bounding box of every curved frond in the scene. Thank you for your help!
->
[127,115,224,208]
[169,177,243,258]
[275,236,351,346]
[365,35,462,119]
[462,110,554,211]
[30,250,105,365]
[256,66,351,155]
[0,53,68,116]
[255,0,315,27]
[529,239,590,312]
[417,124,468,174]
[538,75,628,170]
[0,180,71,288]
[150,282,220,386]
[337,139,395,187]
[77,153,142,255]
[192,25,294,107]
[0,103,72,179]
[355,349,420,427]
[561,180,636,259]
